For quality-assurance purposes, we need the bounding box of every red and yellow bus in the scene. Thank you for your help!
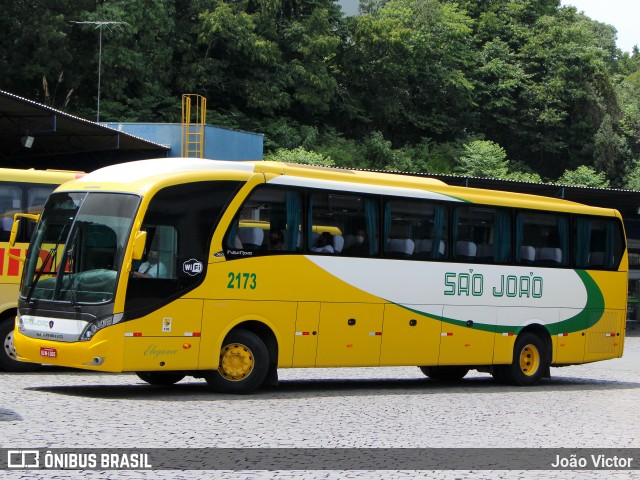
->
[0,167,82,371]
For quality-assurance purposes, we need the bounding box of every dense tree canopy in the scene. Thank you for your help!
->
[1,0,639,187]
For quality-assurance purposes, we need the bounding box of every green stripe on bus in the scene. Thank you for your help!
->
[391,270,604,335]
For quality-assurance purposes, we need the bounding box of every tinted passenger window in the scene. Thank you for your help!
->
[310,191,378,257]
[0,183,57,242]
[383,198,448,260]
[516,212,569,267]
[0,185,21,241]
[452,206,511,263]
[226,186,303,256]
[574,217,624,270]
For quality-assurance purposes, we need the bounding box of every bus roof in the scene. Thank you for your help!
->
[61,158,620,218]
[0,167,83,185]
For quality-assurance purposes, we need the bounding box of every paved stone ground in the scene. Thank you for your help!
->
[2,337,640,479]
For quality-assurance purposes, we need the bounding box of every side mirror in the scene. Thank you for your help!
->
[9,213,40,247]
[131,231,147,260]
[8,219,20,247]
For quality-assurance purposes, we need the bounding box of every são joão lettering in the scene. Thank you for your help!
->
[444,272,543,298]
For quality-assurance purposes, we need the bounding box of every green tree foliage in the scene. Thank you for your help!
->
[515,7,618,177]
[1,0,638,188]
[178,0,341,126]
[467,2,620,179]
[503,160,542,183]
[454,139,543,182]
[474,39,527,134]
[338,0,475,142]
[625,162,640,191]
[617,69,640,163]
[84,0,179,121]
[455,140,509,178]
[556,165,610,188]
[0,0,94,105]
[268,146,334,166]
[315,130,367,168]
[593,114,631,183]
[504,170,543,183]
[394,138,460,174]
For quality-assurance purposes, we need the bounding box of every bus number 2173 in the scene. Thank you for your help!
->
[227,272,257,290]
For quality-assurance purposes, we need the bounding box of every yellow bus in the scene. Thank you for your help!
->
[0,167,82,371]
[12,159,627,391]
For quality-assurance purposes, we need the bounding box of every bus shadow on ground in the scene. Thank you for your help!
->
[24,374,640,401]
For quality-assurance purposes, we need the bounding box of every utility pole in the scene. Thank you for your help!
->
[71,21,128,122]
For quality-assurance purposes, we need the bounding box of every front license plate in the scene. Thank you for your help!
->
[40,347,57,358]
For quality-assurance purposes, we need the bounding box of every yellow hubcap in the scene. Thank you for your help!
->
[219,343,254,381]
[519,343,540,377]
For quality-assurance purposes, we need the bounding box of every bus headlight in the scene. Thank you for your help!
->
[80,313,123,341]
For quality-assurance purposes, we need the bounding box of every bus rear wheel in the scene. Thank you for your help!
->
[0,319,39,372]
[420,366,469,381]
[494,332,547,386]
[205,329,269,394]
[136,372,185,385]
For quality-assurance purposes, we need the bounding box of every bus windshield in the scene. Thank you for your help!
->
[21,192,140,304]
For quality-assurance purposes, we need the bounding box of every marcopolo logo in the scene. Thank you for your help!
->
[182,259,203,276]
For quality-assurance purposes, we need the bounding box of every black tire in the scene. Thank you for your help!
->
[0,318,39,372]
[497,332,547,386]
[420,365,469,381]
[204,329,269,394]
[136,372,185,386]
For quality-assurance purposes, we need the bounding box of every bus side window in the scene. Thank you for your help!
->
[0,200,13,240]
[226,187,303,257]
[27,187,54,214]
[312,191,377,257]
[0,186,22,241]
[575,217,624,270]
[414,239,446,259]
[133,225,177,279]
[452,206,510,264]
[516,212,569,267]
[238,227,264,251]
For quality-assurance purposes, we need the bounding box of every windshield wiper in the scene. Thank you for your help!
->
[65,243,80,307]
[25,245,57,303]
[25,225,68,303]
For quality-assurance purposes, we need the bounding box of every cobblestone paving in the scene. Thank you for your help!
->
[2,337,640,479]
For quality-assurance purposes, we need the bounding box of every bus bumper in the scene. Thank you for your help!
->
[13,328,124,372]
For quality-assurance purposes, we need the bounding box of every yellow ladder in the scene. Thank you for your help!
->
[181,94,206,158]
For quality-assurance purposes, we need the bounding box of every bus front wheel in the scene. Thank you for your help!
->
[205,329,269,394]
[135,372,185,386]
[420,366,469,381]
[0,319,39,372]
[494,332,547,386]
